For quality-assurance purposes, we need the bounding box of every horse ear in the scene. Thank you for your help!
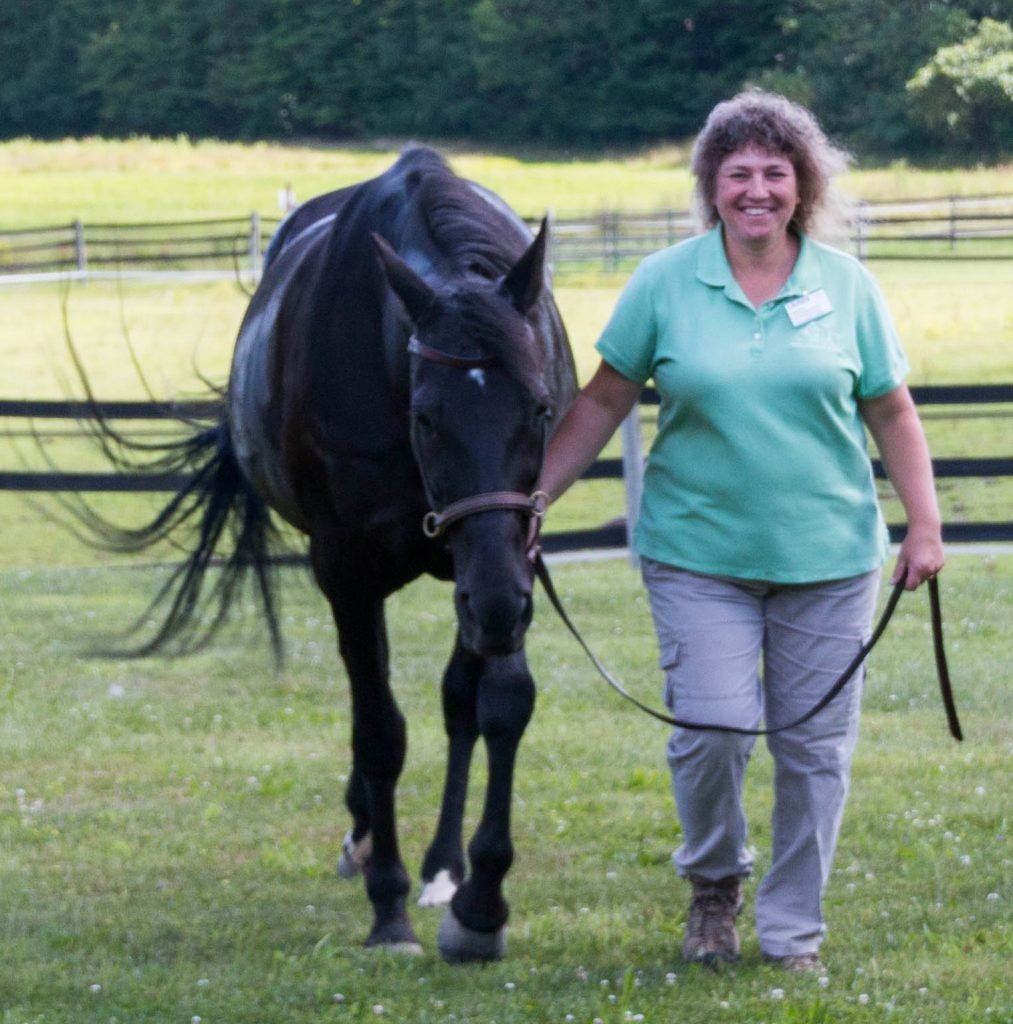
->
[501,217,549,315]
[371,232,436,324]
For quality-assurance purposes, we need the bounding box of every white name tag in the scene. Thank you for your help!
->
[785,289,833,327]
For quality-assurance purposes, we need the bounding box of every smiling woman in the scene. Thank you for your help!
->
[537,87,945,976]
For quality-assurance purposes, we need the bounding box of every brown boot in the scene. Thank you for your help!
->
[682,874,744,964]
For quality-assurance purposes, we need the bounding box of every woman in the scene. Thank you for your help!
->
[539,90,944,973]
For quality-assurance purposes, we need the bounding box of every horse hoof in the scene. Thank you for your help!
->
[369,939,424,956]
[437,910,507,964]
[418,869,458,907]
[366,920,423,955]
[337,829,372,879]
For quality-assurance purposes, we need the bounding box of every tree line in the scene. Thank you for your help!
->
[1,0,1011,161]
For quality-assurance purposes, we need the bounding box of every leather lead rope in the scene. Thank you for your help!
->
[533,553,962,741]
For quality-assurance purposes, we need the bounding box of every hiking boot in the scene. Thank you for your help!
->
[762,951,826,974]
[681,874,744,964]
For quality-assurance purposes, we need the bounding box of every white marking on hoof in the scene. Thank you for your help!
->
[437,909,507,963]
[337,829,372,879]
[418,869,458,907]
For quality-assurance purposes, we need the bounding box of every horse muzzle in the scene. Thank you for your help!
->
[454,580,534,657]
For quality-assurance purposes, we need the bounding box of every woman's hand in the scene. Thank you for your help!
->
[892,523,945,590]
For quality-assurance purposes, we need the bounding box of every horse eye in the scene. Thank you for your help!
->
[536,405,553,423]
[414,411,435,433]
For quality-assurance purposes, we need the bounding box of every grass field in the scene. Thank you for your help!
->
[1,137,1012,227]
[1,554,1009,1023]
[1,141,1011,1023]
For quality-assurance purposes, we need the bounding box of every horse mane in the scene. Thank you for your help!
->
[385,147,527,278]
[378,148,550,398]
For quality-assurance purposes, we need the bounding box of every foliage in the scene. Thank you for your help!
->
[907,17,1013,157]
[2,0,1012,160]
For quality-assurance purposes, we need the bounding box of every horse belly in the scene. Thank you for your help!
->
[228,294,307,530]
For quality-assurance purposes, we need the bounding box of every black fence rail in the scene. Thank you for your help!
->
[3,194,1013,280]
[2,385,1010,548]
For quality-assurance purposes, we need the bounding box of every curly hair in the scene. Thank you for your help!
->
[690,89,853,239]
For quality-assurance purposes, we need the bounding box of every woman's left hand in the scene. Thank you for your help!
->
[892,524,945,590]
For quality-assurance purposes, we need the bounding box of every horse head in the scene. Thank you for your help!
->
[373,223,554,656]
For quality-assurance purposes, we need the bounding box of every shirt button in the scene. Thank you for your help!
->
[753,332,762,340]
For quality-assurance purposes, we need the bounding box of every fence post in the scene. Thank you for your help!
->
[73,219,87,279]
[855,201,868,262]
[249,212,262,281]
[949,194,957,251]
[620,406,644,568]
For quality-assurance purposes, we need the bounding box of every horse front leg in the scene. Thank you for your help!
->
[437,652,535,963]
[418,637,481,907]
[327,585,420,952]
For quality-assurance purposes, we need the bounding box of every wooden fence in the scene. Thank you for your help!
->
[2,385,1010,549]
[3,194,1013,281]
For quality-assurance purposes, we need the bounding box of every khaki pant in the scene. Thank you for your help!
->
[641,559,881,957]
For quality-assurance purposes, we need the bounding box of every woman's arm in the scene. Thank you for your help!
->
[859,383,944,589]
[540,360,643,503]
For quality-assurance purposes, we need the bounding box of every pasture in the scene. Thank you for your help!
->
[1,142,1011,1022]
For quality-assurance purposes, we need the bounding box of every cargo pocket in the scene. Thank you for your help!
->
[658,639,681,712]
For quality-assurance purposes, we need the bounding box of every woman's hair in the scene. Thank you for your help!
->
[690,89,853,239]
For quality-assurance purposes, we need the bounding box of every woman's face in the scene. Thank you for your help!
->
[713,144,800,249]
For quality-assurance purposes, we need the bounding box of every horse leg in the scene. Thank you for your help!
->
[337,766,372,878]
[327,586,420,952]
[418,638,481,907]
[437,652,535,963]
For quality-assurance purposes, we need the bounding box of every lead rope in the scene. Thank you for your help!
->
[532,551,962,740]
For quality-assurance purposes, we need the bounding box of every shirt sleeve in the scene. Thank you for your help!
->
[854,265,910,398]
[594,257,659,385]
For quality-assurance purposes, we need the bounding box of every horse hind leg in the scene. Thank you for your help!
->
[437,653,535,964]
[326,582,421,953]
[337,766,372,879]
[418,640,481,907]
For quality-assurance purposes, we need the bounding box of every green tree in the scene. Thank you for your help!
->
[907,17,1013,157]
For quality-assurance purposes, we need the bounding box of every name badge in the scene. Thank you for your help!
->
[785,289,833,327]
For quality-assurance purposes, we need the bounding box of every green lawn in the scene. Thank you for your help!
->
[1,554,1009,1024]
[1,137,1011,227]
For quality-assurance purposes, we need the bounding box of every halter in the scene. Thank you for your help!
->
[408,335,548,540]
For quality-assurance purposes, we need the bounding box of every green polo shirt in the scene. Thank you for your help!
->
[596,226,909,583]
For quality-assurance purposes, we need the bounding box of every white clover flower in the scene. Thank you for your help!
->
[819,975,830,988]
[770,988,785,1000]
[504,982,516,991]
[196,978,210,987]
[858,993,870,1005]
[89,984,102,994]
[665,972,677,984]
[372,1005,384,1016]
[987,892,1000,901]
[332,994,345,1004]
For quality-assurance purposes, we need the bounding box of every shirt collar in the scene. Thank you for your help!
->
[695,225,823,304]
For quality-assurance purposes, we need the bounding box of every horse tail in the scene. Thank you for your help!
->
[66,407,284,660]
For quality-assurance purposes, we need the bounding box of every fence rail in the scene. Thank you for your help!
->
[2,385,1010,547]
[3,194,1013,281]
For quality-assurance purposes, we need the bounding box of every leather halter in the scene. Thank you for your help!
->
[408,336,548,539]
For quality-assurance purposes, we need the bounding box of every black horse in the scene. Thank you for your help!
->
[79,147,577,961]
